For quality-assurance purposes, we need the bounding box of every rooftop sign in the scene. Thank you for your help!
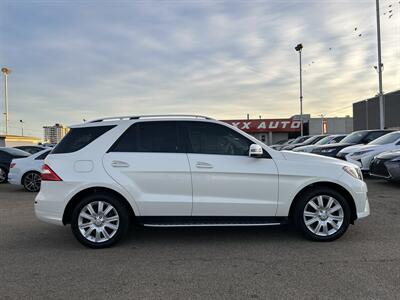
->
[222,119,301,133]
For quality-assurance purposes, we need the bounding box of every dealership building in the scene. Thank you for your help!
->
[353,89,400,130]
[222,115,353,145]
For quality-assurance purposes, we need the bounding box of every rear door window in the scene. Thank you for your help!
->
[52,126,115,154]
[109,121,182,153]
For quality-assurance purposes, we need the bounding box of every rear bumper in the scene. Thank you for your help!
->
[34,181,74,226]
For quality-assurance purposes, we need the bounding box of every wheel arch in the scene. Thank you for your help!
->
[288,181,357,224]
[62,186,136,225]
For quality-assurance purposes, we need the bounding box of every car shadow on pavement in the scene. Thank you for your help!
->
[124,224,301,245]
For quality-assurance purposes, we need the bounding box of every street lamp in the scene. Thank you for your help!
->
[294,44,304,136]
[1,67,11,135]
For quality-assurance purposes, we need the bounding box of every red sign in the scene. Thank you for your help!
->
[222,119,301,133]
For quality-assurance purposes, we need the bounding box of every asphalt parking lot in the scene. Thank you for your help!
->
[1,179,399,299]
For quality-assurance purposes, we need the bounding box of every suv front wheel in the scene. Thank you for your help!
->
[294,188,351,241]
[71,193,130,248]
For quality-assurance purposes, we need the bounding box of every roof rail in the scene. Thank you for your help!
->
[88,114,214,123]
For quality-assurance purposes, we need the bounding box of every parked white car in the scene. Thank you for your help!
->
[8,149,51,192]
[35,115,369,248]
[337,131,400,171]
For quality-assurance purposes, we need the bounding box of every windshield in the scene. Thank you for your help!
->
[292,136,310,144]
[340,131,368,144]
[315,136,333,145]
[0,148,31,156]
[303,136,319,144]
[369,132,400,145]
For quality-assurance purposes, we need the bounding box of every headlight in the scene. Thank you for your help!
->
[343,166,363,180]
[321,148,337,153]
[352,150,374,157]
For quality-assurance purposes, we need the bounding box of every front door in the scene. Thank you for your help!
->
[183,121,279,216]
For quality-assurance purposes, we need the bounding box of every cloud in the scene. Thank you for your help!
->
[0,0,398,136]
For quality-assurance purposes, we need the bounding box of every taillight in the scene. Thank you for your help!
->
[10,163,16,168]
[41,164,62,181]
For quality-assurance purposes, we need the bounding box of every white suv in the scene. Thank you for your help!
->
[35,115,369,248]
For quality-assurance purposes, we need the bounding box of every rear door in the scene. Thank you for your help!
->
[103,121,192,216]
[183,121,279,216]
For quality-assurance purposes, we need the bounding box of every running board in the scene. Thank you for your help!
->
[137,216,287,227]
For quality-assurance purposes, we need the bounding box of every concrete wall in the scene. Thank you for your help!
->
[309,117,353,135]
[0,135,41,147]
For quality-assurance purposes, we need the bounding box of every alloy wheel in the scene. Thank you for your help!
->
[303,195,344,236]
[0,168,6,183]
[24,172,41,192]
[78,201,120,243]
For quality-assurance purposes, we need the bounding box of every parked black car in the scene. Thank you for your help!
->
[0,147,30,183]
[311,130,393,158]
[281,135,327,151]
[14,145,47,154]
[370,150,400,181]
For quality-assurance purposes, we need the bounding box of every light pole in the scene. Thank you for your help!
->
[295,44,304,136]
[1,67,11,135]
[20,120,24,136]
[375,0,384,129]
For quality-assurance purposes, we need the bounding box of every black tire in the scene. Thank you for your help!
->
[71,193,130,248]
[22,171,41,192]
[0,167,8,183]
[294,187,351,242]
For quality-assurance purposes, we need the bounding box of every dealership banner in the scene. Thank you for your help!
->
[222,119,301,133]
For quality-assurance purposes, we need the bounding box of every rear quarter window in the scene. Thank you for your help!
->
[35,150,51,160]
[52,126,115,154]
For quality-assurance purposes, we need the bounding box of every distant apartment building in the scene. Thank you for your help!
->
[43,123,69,144]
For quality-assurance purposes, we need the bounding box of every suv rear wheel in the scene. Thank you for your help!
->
[294,188,350,241]
[71,193,130,248]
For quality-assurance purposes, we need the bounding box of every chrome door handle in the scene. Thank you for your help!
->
[195,162,213,169]
[111,160,130,168]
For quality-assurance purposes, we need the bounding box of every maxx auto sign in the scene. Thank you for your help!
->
[222,119,301,133]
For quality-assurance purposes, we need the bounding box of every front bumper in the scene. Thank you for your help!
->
[386,161,400,181]
[345,154,373,171]
[7,168,22,185]
[339,173,370,220]
[370,158,391,178]
[356,191,370,219]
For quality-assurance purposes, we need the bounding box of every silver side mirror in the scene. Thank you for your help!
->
[249,144,263,158]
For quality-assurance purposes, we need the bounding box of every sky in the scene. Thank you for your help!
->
[0,0,399,137]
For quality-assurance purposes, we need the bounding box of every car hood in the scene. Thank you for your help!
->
[281,150,355,167]
[376,150,400,160]
[341,144,390,155]
[293,145,315,151]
